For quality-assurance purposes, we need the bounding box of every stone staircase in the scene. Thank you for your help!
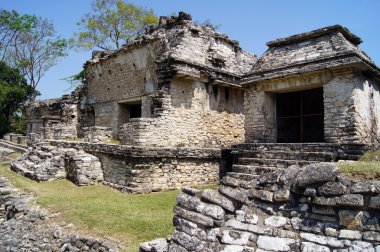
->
[225,143,369,181]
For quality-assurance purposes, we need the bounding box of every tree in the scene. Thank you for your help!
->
[72,0,158,50]
[0,9,37,61]
[6,16,68,100]
[0,61,29,136]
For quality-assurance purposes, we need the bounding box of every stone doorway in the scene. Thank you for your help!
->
[276,87,324,143]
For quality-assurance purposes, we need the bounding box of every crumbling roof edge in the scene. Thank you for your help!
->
[240,54,380,85]
[266,25,362,48]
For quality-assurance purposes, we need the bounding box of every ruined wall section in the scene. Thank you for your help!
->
[84,41,163,135]
[141,163,380,252]
[25,93,80,140]
[120,78,245,148]
[48,140,225,193]
[167,22,256,77]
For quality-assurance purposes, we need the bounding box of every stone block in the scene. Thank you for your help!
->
[338,230,362,240]
[173,206,214,227]
[257,236,297,251]
[336,194,364,207]
[264,216,288,228]
[201,189,235,212]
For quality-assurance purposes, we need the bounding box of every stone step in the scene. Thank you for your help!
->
[232,165,278,175]
[231,150,336,162]
[226,172,259,181]
[236,158,317,168]
[232,143,340,152]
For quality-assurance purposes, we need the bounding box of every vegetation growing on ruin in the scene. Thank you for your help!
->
[71,0,158,50]
[0,159,176,251]
[338,150,380,179]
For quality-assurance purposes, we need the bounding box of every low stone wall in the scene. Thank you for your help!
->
[41,126,77,140]
[83,126,112,143]
[9,134,22,143]
[140,163,380,251]
[0,140,27,153]
[48,140,228,193]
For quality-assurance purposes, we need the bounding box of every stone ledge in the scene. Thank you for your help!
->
[48,140,223,159]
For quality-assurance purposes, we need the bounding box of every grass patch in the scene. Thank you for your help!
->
[104,140,121,145]
[359,150,380,162]
[338,161,380,179]
[0,164,177,251]
[338,150,380,179]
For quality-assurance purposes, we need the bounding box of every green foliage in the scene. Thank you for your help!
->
[62,69,85,90]
[195,19,221,30]
[73,0,158,50]
[0,9,38,60]
[9,113,26,134]
[0,9,68,100]
[0,61,29,137]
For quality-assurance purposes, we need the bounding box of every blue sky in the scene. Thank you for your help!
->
[2,0,380,99]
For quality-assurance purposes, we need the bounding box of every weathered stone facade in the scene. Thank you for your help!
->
[82,12,254,148]
[141,163,380,252]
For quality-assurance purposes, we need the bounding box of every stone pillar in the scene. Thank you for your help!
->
[244,89,276,143]
[323,70,358,144]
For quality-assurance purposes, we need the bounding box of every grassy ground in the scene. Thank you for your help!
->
[0,157,178,251]
[338,150,380,179]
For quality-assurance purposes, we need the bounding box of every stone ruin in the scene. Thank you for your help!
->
[0,10,379,252]
[141,163,380,252]
[2,11,379,191]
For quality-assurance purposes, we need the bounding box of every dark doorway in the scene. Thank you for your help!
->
[276,87,324,143]
[118,102,142,126]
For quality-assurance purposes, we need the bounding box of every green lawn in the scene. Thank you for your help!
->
[0,158,178,251]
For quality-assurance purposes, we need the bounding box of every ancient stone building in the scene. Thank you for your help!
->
[80,12,255,148]
[18,12,380,193]
[25,14,380,148]
[241,25,380,144]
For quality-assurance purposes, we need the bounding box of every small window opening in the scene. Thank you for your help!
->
[191,29,200,37]
[129,103,142,119]
[118,101,142,126]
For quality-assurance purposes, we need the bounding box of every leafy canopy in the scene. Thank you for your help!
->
[72,0,158,50]
[0,9,37,61]
[0,9,68,100]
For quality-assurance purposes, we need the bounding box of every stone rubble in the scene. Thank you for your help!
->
[10,144,103,186]
[0,175,119,251]
[140,163,380,252]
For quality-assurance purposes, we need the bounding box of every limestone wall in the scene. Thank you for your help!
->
[141,163,380,252]
[324,69,380,144]
[84,43,161,135]
[82,126,113,143]
[120,79,245,148]
[352,75,380,143]
[48,140,227,193]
